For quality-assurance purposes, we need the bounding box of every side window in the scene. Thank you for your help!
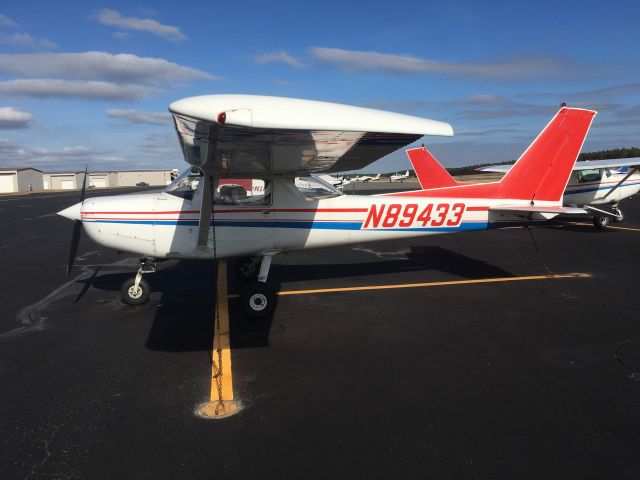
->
[577,169,601,183]
[214,179,271,206]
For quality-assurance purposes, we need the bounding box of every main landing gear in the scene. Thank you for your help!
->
[235,253,278,318]
[588,203,624,230]
[121,258,156,305]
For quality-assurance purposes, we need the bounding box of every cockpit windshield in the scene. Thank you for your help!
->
[165,167,202,200]
[295,175,343,200]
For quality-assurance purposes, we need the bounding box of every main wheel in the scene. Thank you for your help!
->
[240,282,277,317]
[613,209,624,223]
[121,277,151,305]
[233,257,258,283]
[593,215,610,229]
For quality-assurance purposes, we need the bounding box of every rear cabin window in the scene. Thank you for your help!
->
[295,176,342,200]
[214,179,271,206]
[577,169,602,183]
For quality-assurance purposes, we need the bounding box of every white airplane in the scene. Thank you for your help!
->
[408,146,640,229]
[58,95,595,317]
[317,173,351,189]
[390,170,410,182]
[355,174,381,182]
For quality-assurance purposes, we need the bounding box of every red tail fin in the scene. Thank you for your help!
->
[499,107,596,202]
[389,107,596,201]
[406,147,459,189]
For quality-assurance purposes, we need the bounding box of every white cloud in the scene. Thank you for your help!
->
[255,51,304,67]
[93,9,186,42]
[0,32,58,49]
[310,47,574,78]
[113,31,131,40]
[0,79,154,101]
[0,138,128,170]
[0,51,214,84]
[106,108,170,125]
[0,106,33,129]
[0,13,18,27]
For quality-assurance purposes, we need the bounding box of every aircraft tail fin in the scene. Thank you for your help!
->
[407,147,459,189]
[498,107,596,203]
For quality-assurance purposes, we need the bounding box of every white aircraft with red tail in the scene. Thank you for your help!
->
[408,144,640,229]
[58,95,595,316]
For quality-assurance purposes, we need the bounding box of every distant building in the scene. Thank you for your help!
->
[2,167,177,193]
[114,169,174,186]
[0,167,43,193]
[43,172,81,190]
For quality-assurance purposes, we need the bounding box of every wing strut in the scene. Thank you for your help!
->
[198,170,214,248]
[602,167,638,199]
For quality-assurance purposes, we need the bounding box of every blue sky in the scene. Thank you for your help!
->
[0,0,639,172]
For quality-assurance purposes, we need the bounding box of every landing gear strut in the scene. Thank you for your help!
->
[612,204,624,223]
[121,258,156,305]
[239,252,279,318]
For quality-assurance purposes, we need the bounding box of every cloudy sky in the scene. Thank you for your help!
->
[0,0,639,172]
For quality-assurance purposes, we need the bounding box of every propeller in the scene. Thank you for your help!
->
[66,166,88,276]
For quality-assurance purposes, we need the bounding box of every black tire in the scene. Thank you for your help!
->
[240,282,277,318]
[233,257,258,283]
[614,209,624,223]
[121,277,151,305]
[593,215,610,229]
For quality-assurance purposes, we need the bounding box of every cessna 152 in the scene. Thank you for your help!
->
[58,95,595,316]
[408,146,640,229]
[354,174,381,183]
[390,171,410,182]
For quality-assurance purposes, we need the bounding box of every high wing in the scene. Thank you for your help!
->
[479,157,640,173]
[169,95,453,176]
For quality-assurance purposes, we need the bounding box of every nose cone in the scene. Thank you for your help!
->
[58,202,82,221]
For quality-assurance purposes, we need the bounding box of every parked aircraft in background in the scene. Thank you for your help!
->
[408,146,640,229]
[58,95,595,317]
[355,174,380,182]
[318,173,351,189]
[390,171,410,182]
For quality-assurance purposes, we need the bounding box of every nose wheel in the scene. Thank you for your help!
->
[121,258,156,305]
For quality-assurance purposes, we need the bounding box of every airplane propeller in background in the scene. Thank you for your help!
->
[66,166,88,276]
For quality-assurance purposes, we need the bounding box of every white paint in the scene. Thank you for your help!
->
[169,94,453,136]
[0,173,16,193]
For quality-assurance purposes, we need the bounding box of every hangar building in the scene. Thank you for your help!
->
[0,168,44,193]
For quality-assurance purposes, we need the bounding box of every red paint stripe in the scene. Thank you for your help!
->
[82,207,368,215]
[82,217,359,222]
[466,206,489,211]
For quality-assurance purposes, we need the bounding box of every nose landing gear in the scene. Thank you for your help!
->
[121,258,156,305]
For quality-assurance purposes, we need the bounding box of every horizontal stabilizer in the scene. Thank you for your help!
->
[490,204,587,216]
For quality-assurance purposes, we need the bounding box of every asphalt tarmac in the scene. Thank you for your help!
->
[1,187,640,479]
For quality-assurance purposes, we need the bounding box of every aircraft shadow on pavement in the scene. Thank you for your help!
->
[82,259,276,352]
[81,246,512,352]
[275,245,513,283]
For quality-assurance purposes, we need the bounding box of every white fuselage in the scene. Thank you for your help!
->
[78,178,550,260]
[563,171,640,206]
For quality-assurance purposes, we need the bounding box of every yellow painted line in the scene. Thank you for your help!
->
[210,260,234,402]
[569,221,640,232]
[228,273,590,298]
